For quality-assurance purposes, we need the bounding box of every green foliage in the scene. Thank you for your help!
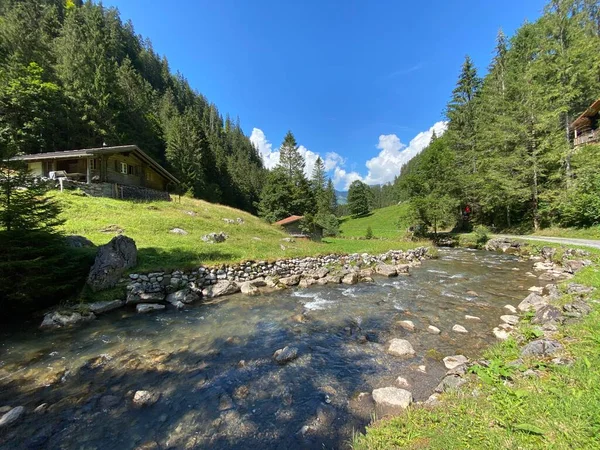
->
[365,225,373,240]
[339,203,412,239]
[469,358,518,385]
[347,180,371,217]
[474,224,491,245]
[0,0,265,213]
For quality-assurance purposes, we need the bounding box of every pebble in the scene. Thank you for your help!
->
[452,324,468,333]
[504,304,517,313]
[398,320,415,331]
[464,315,481,321]
[427,325,441,334]
[443,355,468,370]
[0,406,25,428]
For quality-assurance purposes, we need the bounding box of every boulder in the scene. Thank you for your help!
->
[500,315,519,326]
[87,235,137,291]
[543,284,561,301]
[427,325,441,334]
[64,235,95,248]
[452,324,468,333]
[504,304,517,314]
[240,281,260,296]
[201,232,228,243]
[531,305,562,325]
[169,228,188,235]
[566,283,594,295]
[202,280,240,298]
[133,390,160,407]
[375,264,397,277]
[0,406,25,428]
[314,267,330,279]
[493,327,510,340]
[40,311,96,330]
[279,275,301,287]
[563,260,586,274]
[324,275,342,284]
[298,278,315,289]
[342,272,359,285]
[387,339,416,357]
[521,339,563,357]
[434,375,466,393]
[517,293,547,312]
[88,300,124,314]
[273,346,299,364]
[136,304,165,314]
[126,291,165,305]
[249,277,267,287]
[166,289,200,305]
[397,320,415,331]
[562,301,592,318]
[443,355,468,370]
[396,264,410,274]
[372,387,413,410]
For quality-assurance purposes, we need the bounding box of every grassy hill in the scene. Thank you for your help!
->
[55,192,426,272]
[339,203,413,239]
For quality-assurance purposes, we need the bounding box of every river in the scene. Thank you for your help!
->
[0,248,542,449]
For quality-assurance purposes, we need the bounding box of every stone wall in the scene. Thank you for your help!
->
[61,180,170,201]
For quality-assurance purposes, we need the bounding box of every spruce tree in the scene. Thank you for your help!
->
[348,180,371,217]
[278,131,304,179]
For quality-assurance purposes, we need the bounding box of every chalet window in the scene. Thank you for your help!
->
[90,159,98,170]
[120,162,128,174]
[128,165,134,175]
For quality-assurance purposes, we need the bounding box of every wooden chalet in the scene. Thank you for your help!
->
[571,98,600,147]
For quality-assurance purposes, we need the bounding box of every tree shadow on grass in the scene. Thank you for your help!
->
[0,306,393,450]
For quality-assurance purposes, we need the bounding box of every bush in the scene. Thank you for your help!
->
[365,226,373,240]
[474,225,491,246]
[0,231,95,320]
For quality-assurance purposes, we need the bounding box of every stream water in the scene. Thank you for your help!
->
[0,248,542,449]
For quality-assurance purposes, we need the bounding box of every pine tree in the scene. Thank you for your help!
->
[348,180,371,217]
[278,131,304,179]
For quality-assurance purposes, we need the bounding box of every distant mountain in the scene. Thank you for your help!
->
[335,190,348,205]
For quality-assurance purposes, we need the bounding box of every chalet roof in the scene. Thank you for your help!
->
[571,98,600,130]
[274,215,304,226]
[10,145,180,184]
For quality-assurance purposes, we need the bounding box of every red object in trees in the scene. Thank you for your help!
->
[464,205,471,214]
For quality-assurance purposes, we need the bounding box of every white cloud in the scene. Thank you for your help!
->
[363,121,448,185]
[250,121,447,191]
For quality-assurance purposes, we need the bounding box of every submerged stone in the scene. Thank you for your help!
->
[387,339,416,357]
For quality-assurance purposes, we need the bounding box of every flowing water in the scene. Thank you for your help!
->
[0,249,542,449]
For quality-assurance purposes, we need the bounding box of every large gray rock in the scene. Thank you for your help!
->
[136,303,165,314]
[375,264,398,277]
[562,301,592,318]
[202,280,240,298]
[342,272,359,285]
[443,355,468,370]
[0,406,25,428]
[88,300,124,314]
[521,339,563,357]
[273,346,299,364]
[518,293,547,312]
[126,291,165,305]
[166,289,199,305]
[566,283,594,295]
[133,390,160,407]
[240,281,260,296]
[201,232,228,243]
[279,275,301,286]
[87,235,137,291]
[387,339,416,357]
[372,387,413,409]
[40,311,96,330]
[435,375,466,393]
[531,305,562,325]
[65,235,95,248]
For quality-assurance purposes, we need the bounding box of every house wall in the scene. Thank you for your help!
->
[28,162,43,177]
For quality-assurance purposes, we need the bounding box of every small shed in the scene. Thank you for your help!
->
[274,215,323,241]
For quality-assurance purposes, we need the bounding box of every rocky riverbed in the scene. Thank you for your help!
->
[0,247,578,449]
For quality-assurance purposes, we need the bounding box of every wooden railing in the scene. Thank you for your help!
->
[574,128,600,146]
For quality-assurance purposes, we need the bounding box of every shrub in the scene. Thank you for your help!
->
[474,224,491,246]
[365,226,373,240]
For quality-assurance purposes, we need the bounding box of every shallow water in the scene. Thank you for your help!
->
[0,249,541,449]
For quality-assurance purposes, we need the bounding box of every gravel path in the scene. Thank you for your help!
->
[494,234,600,250]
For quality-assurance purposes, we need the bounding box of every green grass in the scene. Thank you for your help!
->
[354,257,600,449]
[339,203,412,239]
[54,192,427,272]
[532,225,600,240]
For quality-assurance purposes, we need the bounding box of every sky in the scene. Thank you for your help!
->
[104,0,547,190]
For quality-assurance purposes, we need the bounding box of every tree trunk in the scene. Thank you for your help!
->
[506,204,511,229]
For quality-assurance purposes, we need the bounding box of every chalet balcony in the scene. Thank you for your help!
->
[574,128,600,146]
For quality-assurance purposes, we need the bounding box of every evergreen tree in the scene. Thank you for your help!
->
[278,131,304,179]
[347,180,371,217]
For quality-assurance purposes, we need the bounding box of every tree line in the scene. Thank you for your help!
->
[395,0,600,233]
[0,0,265,213]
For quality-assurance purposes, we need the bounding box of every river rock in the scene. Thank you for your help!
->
[203,280,240,298]
[521,339,563,357]
[504,304,517,313]
[443,355,468,369]
[562,301,592,318]
[87,235,137,291]
[40,311,96,330]
[427,325,441,334]
[452,324,468,333]
[396,376,410,388]
[166,289,199,305]
[342,272,359,285]
[324,275,342,284]
[518,293,547,312]
[566,283,593,295]
[543,284,561,301]
[136,303,165,314]
[133,390,160,407]
[240,281,260,295]
[372,387,412,409]
[398,320,415,331]
[279,275,301,287]
[387,339,416,356]
[531,305,562,325]
[465,315,481,321]
[127,291,165,305]
[563,260,586,274]
[298,278,315,289]
[493,327,510,340]
[500,315,519,326]
[0,406,24,428]
[375,264,397,277]
[273,346,299,364]
[314,267,330,278]
[88,300,124,314]
[396,264,410,274]
[435,375,466,393]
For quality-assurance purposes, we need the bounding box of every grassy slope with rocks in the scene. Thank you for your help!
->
[339,203,412,239]
[54,192,427,273]
[354,243,600,450]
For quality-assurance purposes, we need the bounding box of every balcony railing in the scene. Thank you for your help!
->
[574,128,600,146]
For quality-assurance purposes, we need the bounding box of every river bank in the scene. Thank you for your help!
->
[0,247,552,449]
[354,239,600,449]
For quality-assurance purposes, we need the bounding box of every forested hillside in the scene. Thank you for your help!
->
[0,0,265,212]
[395,0,600,233]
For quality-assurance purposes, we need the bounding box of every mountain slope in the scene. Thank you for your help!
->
[339,203,412,239]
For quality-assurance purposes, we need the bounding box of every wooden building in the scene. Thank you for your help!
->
[10,145,179,200]
[571,98,600,147]
[274,215,323,241]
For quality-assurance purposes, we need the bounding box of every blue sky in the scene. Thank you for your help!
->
[104,0,546,189]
